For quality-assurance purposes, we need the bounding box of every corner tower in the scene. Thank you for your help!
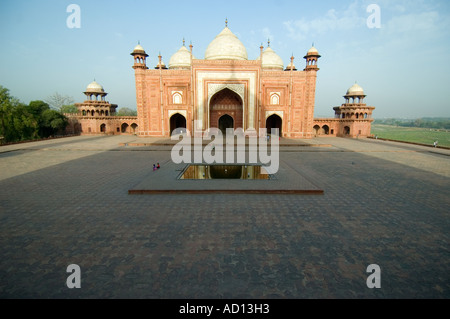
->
[303,46,321,138]
[131,43,149,136]
[75,80,118,117]
[333,83,375,137]
[131,43,149,69]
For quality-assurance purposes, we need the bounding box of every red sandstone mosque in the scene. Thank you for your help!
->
[67,22,374,138]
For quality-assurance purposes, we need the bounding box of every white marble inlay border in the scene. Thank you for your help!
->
[196,72,256,130]
[266,110,283,120]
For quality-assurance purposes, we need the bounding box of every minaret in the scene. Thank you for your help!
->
[303,45,321,138]
[155,52,167,70]
[131,42,148,136]
[304,44,321,71]
[130,42,149,69]
[285,54,297,71]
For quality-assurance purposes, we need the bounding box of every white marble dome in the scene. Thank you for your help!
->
[85,80,104,93]
[133,44,146,53]
[258,47,284,70]
[307,46,319,55]
[205,27,248,60]
[346,83,365,96]
[169,45,194,69]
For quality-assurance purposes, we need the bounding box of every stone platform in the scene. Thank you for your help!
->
[128,160,324,195]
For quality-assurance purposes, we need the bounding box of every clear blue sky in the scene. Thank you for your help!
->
[0,0,449,118]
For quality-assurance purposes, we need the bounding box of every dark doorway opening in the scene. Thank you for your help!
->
[266,114,282,136]
[170,113,187,134]
[344,126,351,135]
[218,114,234,134]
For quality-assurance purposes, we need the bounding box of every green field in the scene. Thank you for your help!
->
[371,124,450,148]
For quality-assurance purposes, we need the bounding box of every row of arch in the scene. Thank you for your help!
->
[344,97,365,104]
[306,59,318,66]
[81,110,113,117]
[98,122,139,134]
[169,113,283,136]
[338,112,369,119]
[85,95,107,101]
[313,125,350,136]
[134,57,146,64]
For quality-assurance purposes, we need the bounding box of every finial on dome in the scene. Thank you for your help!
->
[225,18,228,28]
[267,38,271,47]
[182,38,185,46]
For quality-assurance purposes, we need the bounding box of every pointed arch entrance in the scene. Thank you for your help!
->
[121,123,129,133]
[210,88,243,131]
[266,114,282,136]
[170,113,187,134]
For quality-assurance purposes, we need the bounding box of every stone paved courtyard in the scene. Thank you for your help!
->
[0,135,449,298]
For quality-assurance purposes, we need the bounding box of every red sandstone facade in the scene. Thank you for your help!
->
[68,23,374,138]
[131,25,323,138]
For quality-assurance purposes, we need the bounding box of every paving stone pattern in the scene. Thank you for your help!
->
[0,136,449,298]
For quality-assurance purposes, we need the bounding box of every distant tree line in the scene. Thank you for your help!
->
[115,107,137,116]
[374,118,450,130]
[0,85,70,143]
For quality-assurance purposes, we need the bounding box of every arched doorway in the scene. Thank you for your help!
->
[218,115,234,134]
[344,126,350,135]
[131,123,138,134]
[313,125,320,136]
[210,88,243,130]
[170,113,186,134]
[100,123,106,133]
[121,123,129,133]
[322,125,330,135]
[266,114,282,136]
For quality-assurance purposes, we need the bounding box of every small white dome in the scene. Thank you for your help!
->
[155,58,167,69]
[86,81,104,93]
[205,27,248,60]
[259,47,284,70]
[285,58,296,71]
[307,46,319,55]
[169,45,194,69]
[346,83,365,96]
[133,44,145,52]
